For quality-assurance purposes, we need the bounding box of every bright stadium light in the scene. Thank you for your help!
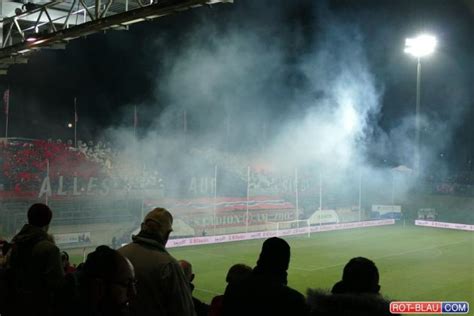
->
[67,123,73,128]
[404,33,437,173]
[404,34,437,58]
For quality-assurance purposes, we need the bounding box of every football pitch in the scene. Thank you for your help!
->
[168,225,473,306]
[71,224,473,310]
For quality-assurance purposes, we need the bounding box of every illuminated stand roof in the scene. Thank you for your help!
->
[0,0,233,74]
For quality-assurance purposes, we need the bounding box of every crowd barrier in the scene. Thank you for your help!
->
[167,219,395,248]
[415,220,474,232]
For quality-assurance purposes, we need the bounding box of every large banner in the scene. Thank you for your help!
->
[371,204,402,220]
[308,210,340,225]
[54,232,91,245]
[145,196,296,229]
[415,220,474,232]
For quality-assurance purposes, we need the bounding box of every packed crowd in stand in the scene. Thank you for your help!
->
[0,139,163,194]
[0,203,398,316]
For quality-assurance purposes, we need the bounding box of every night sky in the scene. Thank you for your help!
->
[1,0,473,171]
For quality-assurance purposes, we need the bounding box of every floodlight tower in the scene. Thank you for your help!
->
[404,34,437,174]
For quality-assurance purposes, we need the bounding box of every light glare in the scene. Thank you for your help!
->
[342,104,358,133]
[404,34,437,58]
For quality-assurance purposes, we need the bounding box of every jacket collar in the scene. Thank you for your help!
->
[132,231,168,253]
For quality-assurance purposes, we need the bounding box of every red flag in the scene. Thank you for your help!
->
[134,106,138,129]
[3,89,9,115]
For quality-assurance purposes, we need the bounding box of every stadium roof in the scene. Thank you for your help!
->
[0,0,233,74]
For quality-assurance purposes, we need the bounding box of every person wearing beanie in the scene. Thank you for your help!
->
[223,237,309,316]
[118,207,195,316]
[331,257,380,295]
[5,203,64,316]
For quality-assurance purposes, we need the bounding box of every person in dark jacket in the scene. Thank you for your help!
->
[223,237,309,316]
[209,263,252,316]
[179,259,210,316]
[5,203,64,316]
[60,245,137,316]
[307,257,398,316]
[61,251,77,275]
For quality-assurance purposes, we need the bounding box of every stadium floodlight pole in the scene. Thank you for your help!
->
[246,166,250,233]
[404,34,437,174]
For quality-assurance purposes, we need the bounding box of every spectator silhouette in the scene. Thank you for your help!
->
[331,257,380,294]
[223,237,308,316]
[4,203,64,316]
[179,259,210,316]
[209,263,252,316]
[307,257,397,316]
[62,245,136,316]
[0,241,12,314]
[118,208,195,316]
[61,251,76,275]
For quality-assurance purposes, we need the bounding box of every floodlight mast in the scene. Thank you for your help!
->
[404,34,437,174]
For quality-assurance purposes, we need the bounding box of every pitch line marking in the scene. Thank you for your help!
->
[194,287,221,295]
[291,239,470,272]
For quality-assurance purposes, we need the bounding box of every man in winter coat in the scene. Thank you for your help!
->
[5,203,64,316]
[118,207,195,316]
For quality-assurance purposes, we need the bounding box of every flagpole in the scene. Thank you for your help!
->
[134,106,137,138]
[319,171,322,227]
[246,166,250,233]
[4,106,8,139]
[45,159,50,206]
[4,88,9,140]
[358,169,362,222]
[295,168,299,222]
[140,163,146,221]
[213,165,217,236]
[74,97,77,148]
[183,109,187,146]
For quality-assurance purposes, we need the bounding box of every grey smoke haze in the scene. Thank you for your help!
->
[101,1,471,201]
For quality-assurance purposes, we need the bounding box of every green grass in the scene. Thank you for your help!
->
[71,225,474,312]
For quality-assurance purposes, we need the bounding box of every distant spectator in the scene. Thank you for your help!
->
[5,203,64,316]
[119,208,195,316]
[209,263,252,316]
[61,251,76,275]
[307,257,396,316]
[0,240,11,266]
[223,237,308,316]
[62,245,136,316]
[179,259,210,316]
